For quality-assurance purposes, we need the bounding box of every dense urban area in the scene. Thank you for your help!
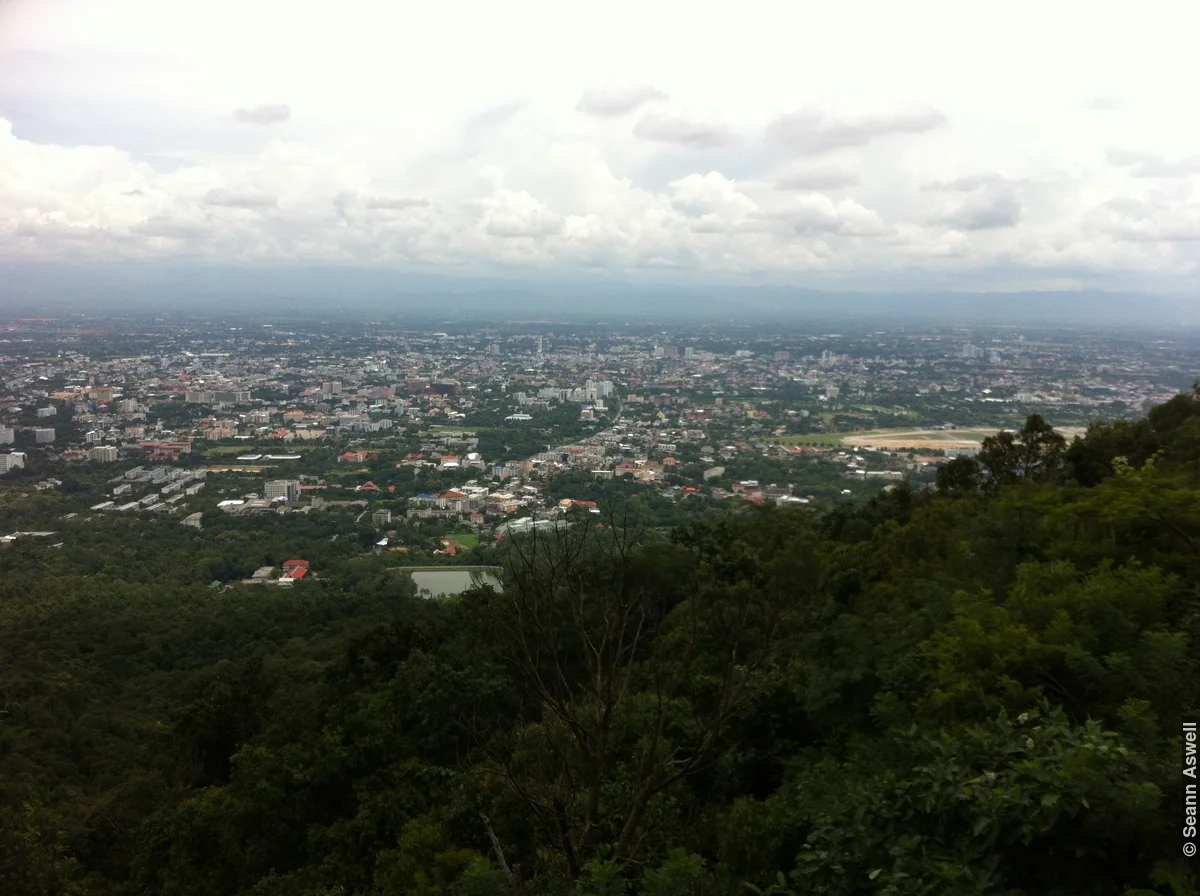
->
[2,311,1199,896]
[3,315,1194,578]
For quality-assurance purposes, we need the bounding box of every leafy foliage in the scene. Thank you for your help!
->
[1,394,1199,894]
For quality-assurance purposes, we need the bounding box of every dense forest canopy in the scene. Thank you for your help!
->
[3,389,1200,895]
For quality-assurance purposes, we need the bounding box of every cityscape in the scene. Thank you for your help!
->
[3,314,1195,580]
[3,1,1200,893]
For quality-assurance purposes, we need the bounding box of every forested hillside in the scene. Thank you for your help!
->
[3,391,1200,896]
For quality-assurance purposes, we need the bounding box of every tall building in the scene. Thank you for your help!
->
[35,428,54,444]
[36,406,56,418]
[489,343,501,356]
[89,445,119,462]
[0,452,26,473]
[264,479,302,502]
[0,427,13,445]
[321,382,342,396]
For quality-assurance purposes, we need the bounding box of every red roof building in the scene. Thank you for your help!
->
[282,559,309,569]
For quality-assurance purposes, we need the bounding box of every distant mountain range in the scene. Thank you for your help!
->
[1,261,1195,327]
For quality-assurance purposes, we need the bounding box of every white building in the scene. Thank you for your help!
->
[35,428,54,444]
[264,479,301,502]
[88,445,119,462]
[0,452,27,473]
[0,427,13,444]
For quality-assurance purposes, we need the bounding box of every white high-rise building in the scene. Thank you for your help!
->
[264,479,302,502]
[0,452,26,473]
[35,428,54,444]
[89,446,119,462]
[0,427,13,445]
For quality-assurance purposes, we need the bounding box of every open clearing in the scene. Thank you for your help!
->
[776,426,1088,451]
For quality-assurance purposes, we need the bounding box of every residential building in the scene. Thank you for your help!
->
[182,512,203,530]
[372,508,392,526]
[35,428,54,443]
[0,452,27,473]
[0,427,12,444]
[88,445,119,462]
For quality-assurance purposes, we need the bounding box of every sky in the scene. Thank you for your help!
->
[2,0,1200,295]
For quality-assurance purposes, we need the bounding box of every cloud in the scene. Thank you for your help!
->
[633,113,737,148]
[576,84,668,117]
[1107,148,1200,178]
[128,216,209,239]
[923,173,1014,192]
[938,192,1022,230]
[204,189,277,209]
[1095,198,1200,242]
[774,165,859,190]
[480,189,563,238]
[669,172,756,218]
[466,101,525,131]
[1082,96,1121,110]
[231,103,291,125]
[787,194,889,237]
[365,196,430,210]
[767,106,946,154]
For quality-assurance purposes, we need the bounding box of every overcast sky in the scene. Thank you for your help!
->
[2,0,1200,293]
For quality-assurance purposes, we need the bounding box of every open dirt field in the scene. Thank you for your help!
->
[841,427,1087,451]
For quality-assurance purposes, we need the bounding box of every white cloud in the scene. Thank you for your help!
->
[2,0,1200,291]
[767,106,946,155]
[632,113,738,148]
[232,103,290,124]
[576,84,667,117]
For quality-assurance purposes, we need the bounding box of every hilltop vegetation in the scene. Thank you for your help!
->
[2,390,1200,895]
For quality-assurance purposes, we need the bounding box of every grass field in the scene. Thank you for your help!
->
[446,533,480,549]
[202,445,315,455]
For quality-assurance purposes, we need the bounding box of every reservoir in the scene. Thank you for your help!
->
[401,567,503,598]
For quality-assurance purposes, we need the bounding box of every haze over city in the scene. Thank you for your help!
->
[4,0,1200,307]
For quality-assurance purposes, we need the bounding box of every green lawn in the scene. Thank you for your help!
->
[202,445,316,455]
[447,533,480,548]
